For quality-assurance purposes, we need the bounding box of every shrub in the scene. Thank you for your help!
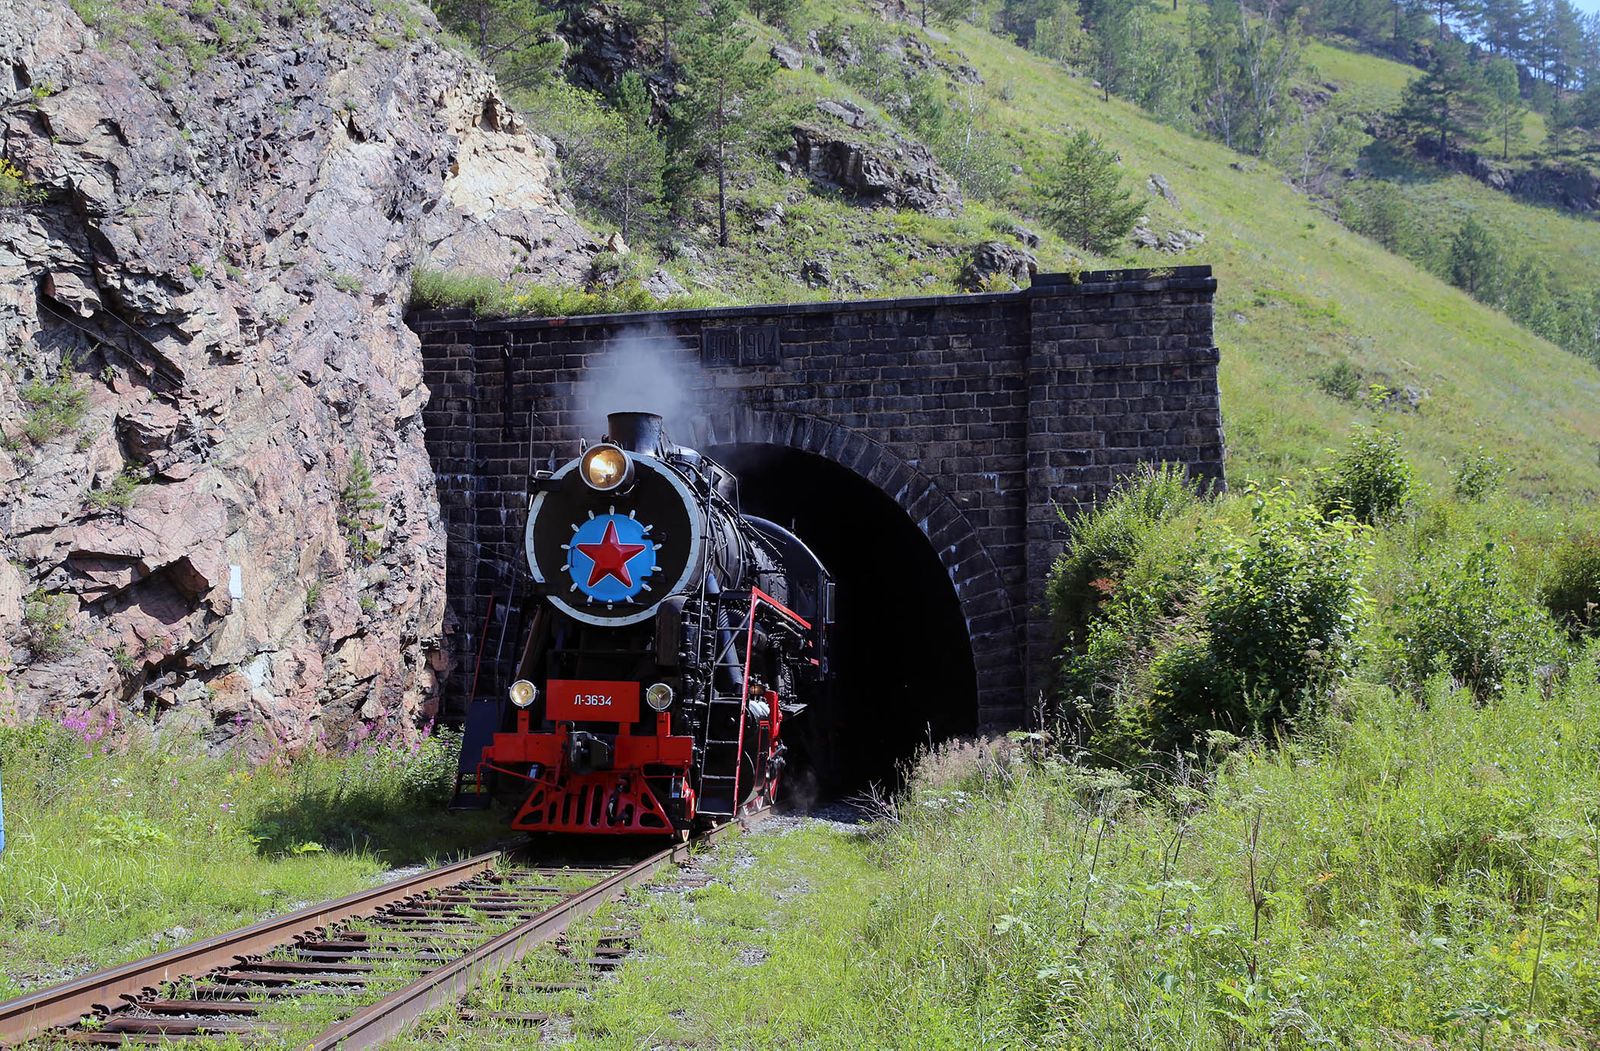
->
[1059,485,1370,766]
[1541,532,1600,637]
[1314,425,1414,524]
[0,158,46,209]
[1394,543,1561,696]
[1205,486,1370,722]
[1046,463,1202,648]
[408,268,718,318]
[1452,449,1503,501]
[86,467,143,512]
[339,452,384,564]
[23,590,74,659]
[1314,358,1362,401]
[18,376,88,445]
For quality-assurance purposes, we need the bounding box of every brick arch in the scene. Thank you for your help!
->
[686,408,1022,726]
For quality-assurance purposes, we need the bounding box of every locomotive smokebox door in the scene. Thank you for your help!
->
[525,447,705,628]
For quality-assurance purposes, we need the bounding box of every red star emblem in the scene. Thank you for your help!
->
[576,520,648,588]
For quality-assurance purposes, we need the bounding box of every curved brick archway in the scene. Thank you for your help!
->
[686,409,1021,725]
[412,266,1224,731]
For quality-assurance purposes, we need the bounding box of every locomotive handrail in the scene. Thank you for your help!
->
[731,587,813,805]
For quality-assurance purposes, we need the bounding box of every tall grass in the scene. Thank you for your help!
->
[0,720,496,997]
[408,268,721,318]
[552,658,1600,1048]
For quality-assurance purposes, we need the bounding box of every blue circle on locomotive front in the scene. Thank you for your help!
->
[567,513,657,604]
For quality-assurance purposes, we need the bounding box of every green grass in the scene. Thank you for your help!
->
[393,657,1600,1049]
[581,1,1600,504]
[1302,38,1417,114]
[0,721,502,999]
[922,16,1600,502]
[408,268,723,318]
[1347,163,1600,295]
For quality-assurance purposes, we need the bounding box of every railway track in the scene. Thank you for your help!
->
[0,814,761,1049]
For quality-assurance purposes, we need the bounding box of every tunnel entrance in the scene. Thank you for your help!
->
[708,443,978,795]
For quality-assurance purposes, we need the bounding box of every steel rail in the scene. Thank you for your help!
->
[0,850,502,1047]
[307,810,767,1050]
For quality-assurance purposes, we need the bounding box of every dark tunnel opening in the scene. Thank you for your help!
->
[708,443,979,797]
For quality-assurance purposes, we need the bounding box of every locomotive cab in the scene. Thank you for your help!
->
[458,413,832,836]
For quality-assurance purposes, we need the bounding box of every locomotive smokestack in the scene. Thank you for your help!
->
[606,411,665,456]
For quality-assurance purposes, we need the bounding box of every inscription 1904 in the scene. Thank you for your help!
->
[702,325,781,367]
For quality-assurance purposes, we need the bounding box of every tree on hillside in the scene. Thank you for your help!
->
[673,0,776,247]
[1396,39,1488,155]
[1479,0,1532,55]
[1347,181,1414,253]
[622,0,697,71]
[608,73,668,242]
[1084,0,1144,102]
[1428,0,1475,39]
[1448,216,1506,300]
[429,0,564,90]
[747,0,802,30]
[1194,0,1303,155]
[1038,130,1144,252]
[1485,57,1527,159]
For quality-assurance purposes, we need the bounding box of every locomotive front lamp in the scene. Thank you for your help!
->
[580,444,633,492]
[509,679,538,708]
[645,682,674,711]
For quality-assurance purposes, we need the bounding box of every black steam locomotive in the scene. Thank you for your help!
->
[459,412,833,835]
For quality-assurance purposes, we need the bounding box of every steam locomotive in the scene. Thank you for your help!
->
[456,412,834,836]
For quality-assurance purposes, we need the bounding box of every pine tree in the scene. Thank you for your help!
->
[1085,0,1143,102]
[1546,0,1586,87]
[1038,129,1144,252]
[428,0,563,90]
[1485,57,1527,159]
[673,0,776,248]
[1448,216,1506,301]
[1479,0,1531,55]
[1396,38,1489,156]
[1351,181,1413,252]
[609,73,667,243]
[622,0,697,70]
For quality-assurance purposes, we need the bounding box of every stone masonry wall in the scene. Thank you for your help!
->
[410,265,1224,730]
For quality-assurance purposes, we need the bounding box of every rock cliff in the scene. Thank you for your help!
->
[0,0,598,751]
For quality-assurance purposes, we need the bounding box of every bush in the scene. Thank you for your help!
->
[0,157,46,210]
[1314,358,1362,401]
[1314,425,1414,524]
[1394,542,1561,696]
[23,590,74,659]
[408,268,718,318]
[1451,449,1503,501]
[1046,463,1202,648]
[86,467,144,512]
[18,376,88,445]
[1058,483,1368,765]
[1205,486,1370,721]
[1542,532,1600,636]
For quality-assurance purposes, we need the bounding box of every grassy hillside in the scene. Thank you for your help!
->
[710,4,1600,502]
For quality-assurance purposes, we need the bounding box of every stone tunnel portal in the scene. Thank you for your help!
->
[412,265,1225,748]
[709,443,979,793]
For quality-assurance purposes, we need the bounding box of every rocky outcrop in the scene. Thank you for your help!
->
[959,241,1037,291]
[1132,225,1206,253]
[0,0,598,751]
[779,102,963,216]
[1413,137,1600,215]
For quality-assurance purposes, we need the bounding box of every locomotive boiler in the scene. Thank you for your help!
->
[458,412,833,835]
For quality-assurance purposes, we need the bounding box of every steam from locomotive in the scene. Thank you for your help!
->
[458,410,835,835]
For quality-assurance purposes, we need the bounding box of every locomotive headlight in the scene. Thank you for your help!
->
[580,444,633,492]
[509,679,538,708]
[645,682,674,712]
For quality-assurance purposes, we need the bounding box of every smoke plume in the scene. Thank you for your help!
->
[576,326,706,441]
